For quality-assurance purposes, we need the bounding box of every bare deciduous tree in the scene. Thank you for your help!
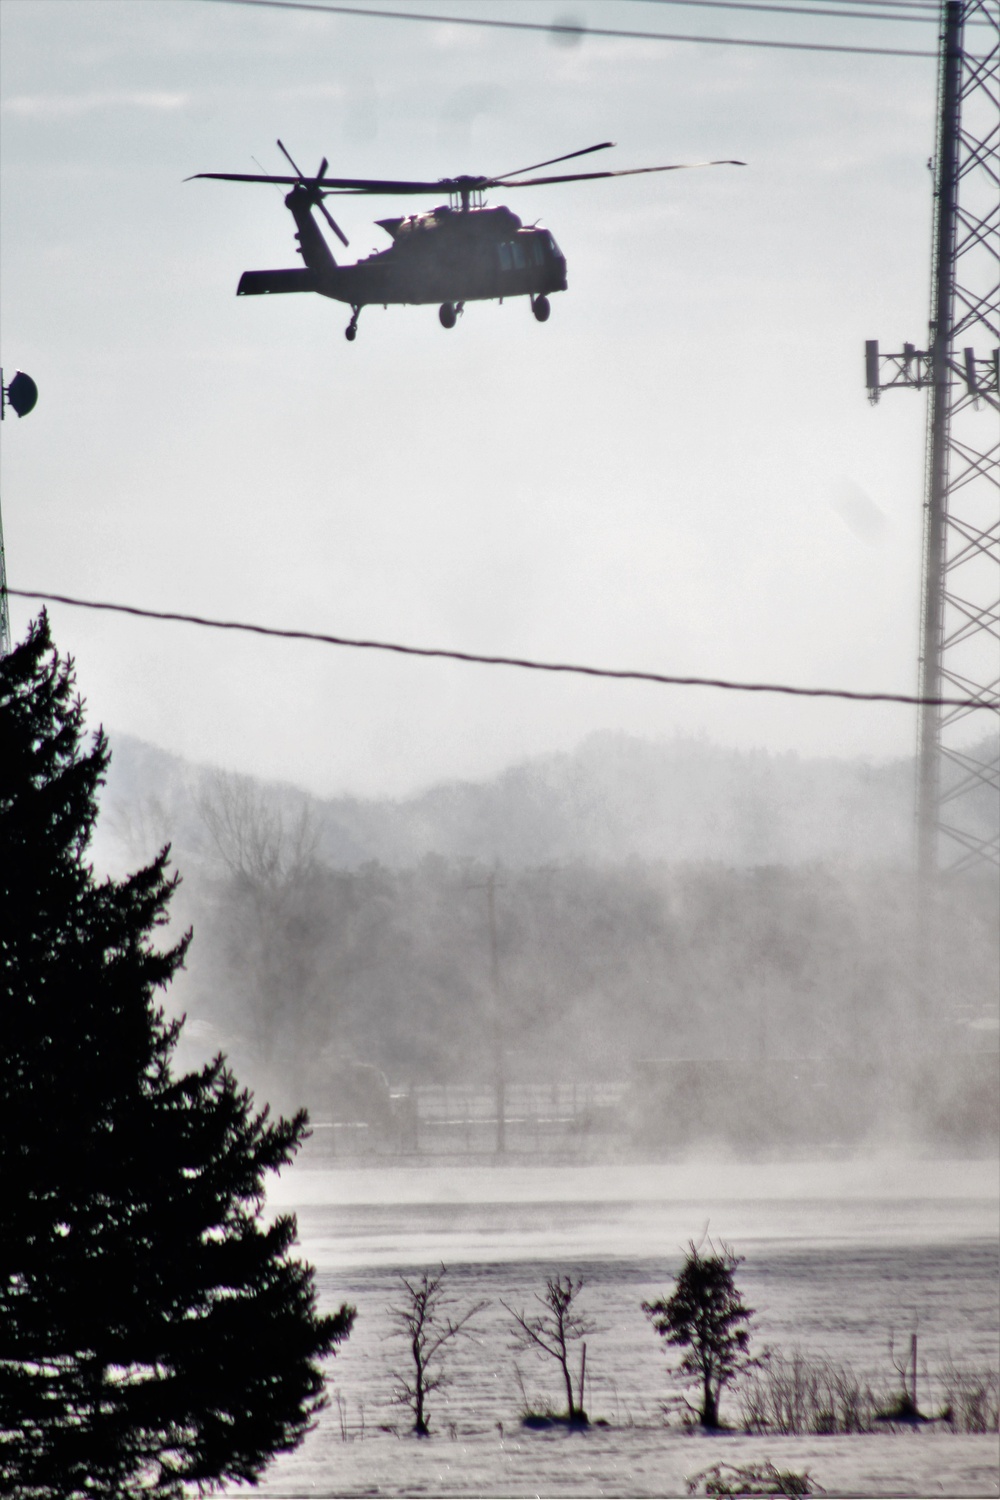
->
[502,1274,595,1424]
[196,772,326,1077]
[386,1267,487,1436]
[198,770,318,890]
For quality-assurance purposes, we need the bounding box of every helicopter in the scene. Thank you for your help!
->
[190,141,744,341]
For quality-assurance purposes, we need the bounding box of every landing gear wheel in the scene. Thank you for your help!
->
[532,295,551,323]
[439,302,457,330]
[345,307,360,341]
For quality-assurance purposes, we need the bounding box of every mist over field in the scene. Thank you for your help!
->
[99,729,999,1155]
[5,0,996,1490]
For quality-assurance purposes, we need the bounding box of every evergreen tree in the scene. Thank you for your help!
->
[0,615,355,1497]
[642,1239,755,1428]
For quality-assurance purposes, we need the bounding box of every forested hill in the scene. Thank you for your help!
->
[94,730,998,1127]
[100,729,933,871]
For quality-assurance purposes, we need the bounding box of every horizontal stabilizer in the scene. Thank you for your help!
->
[237,268,320,296]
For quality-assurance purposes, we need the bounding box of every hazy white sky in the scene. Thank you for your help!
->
[1,0,944,797]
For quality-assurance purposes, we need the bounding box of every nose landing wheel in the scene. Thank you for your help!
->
[345,306,361,341]
[531,295,551,323]
[439,302,463,329]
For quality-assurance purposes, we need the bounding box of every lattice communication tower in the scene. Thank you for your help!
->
[866,0,999,878]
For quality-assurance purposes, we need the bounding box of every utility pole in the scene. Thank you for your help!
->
[0,497,9,659]
[865,0,999,880]
[0,369,40,656]
[473,870,507,1155]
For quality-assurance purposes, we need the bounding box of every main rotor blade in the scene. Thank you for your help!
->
[276,138,306,180]
[487,141,616,186]
[316,176,462,194]
[189,169,454,194]
[187,166,350,241]
[497,159,747,188]
[186,173,304,184]
[187,172,379,198]
[188,158,746,197]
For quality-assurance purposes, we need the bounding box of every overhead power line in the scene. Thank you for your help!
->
[634,0,946,23]
[207,0,939,57]
[636,0,990,18]
[643,0,943,8]
[8,588,999,711]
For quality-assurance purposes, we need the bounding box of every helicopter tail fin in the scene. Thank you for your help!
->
[237,269,320,296]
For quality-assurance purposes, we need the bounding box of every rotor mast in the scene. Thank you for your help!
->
[449,179,484,213]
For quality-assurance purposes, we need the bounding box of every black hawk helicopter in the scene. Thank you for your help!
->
[190,141,743,341]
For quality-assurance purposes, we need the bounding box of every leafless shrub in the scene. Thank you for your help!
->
[740,1347,1000,1436]
[511,1361,556,1421]
[608,1377,636,1428]
[826,1360,882,1434]
[739,1350,888,1435]
[686,1460,823,1496]
[938,1359,1000,1433]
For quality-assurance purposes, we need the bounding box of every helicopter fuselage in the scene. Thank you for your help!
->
[196,139,743,338]
[236,186,567,325]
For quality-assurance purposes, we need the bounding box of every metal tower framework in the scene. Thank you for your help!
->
[866,0,999,878]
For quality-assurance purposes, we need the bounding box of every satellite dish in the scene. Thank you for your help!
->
[2,371,39,419]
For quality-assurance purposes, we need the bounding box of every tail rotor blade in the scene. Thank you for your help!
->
[276,138,305,180]
[276,141,348,244]
[318,197,350,248]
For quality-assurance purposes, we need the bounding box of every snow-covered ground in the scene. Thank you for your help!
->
[228,1159,999,1498]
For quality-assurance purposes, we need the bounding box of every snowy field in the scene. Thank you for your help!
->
[228,1160,999,1498]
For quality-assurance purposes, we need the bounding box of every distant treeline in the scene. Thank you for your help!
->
[104,728,995,870]
[164,787,997,1146]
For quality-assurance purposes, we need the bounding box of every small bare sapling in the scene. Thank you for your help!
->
[876,1328,930,1424]
[502,1274,595,1425]
[386,1266,487,1436]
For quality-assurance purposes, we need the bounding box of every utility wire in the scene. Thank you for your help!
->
[638,0,995,25]
[631,0,946,23]
[637,0,986,16]
[207,0,939,57]
[643,0,943,8]
[8,588,998,711]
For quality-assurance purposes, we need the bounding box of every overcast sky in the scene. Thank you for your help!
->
[1,0,947,798]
